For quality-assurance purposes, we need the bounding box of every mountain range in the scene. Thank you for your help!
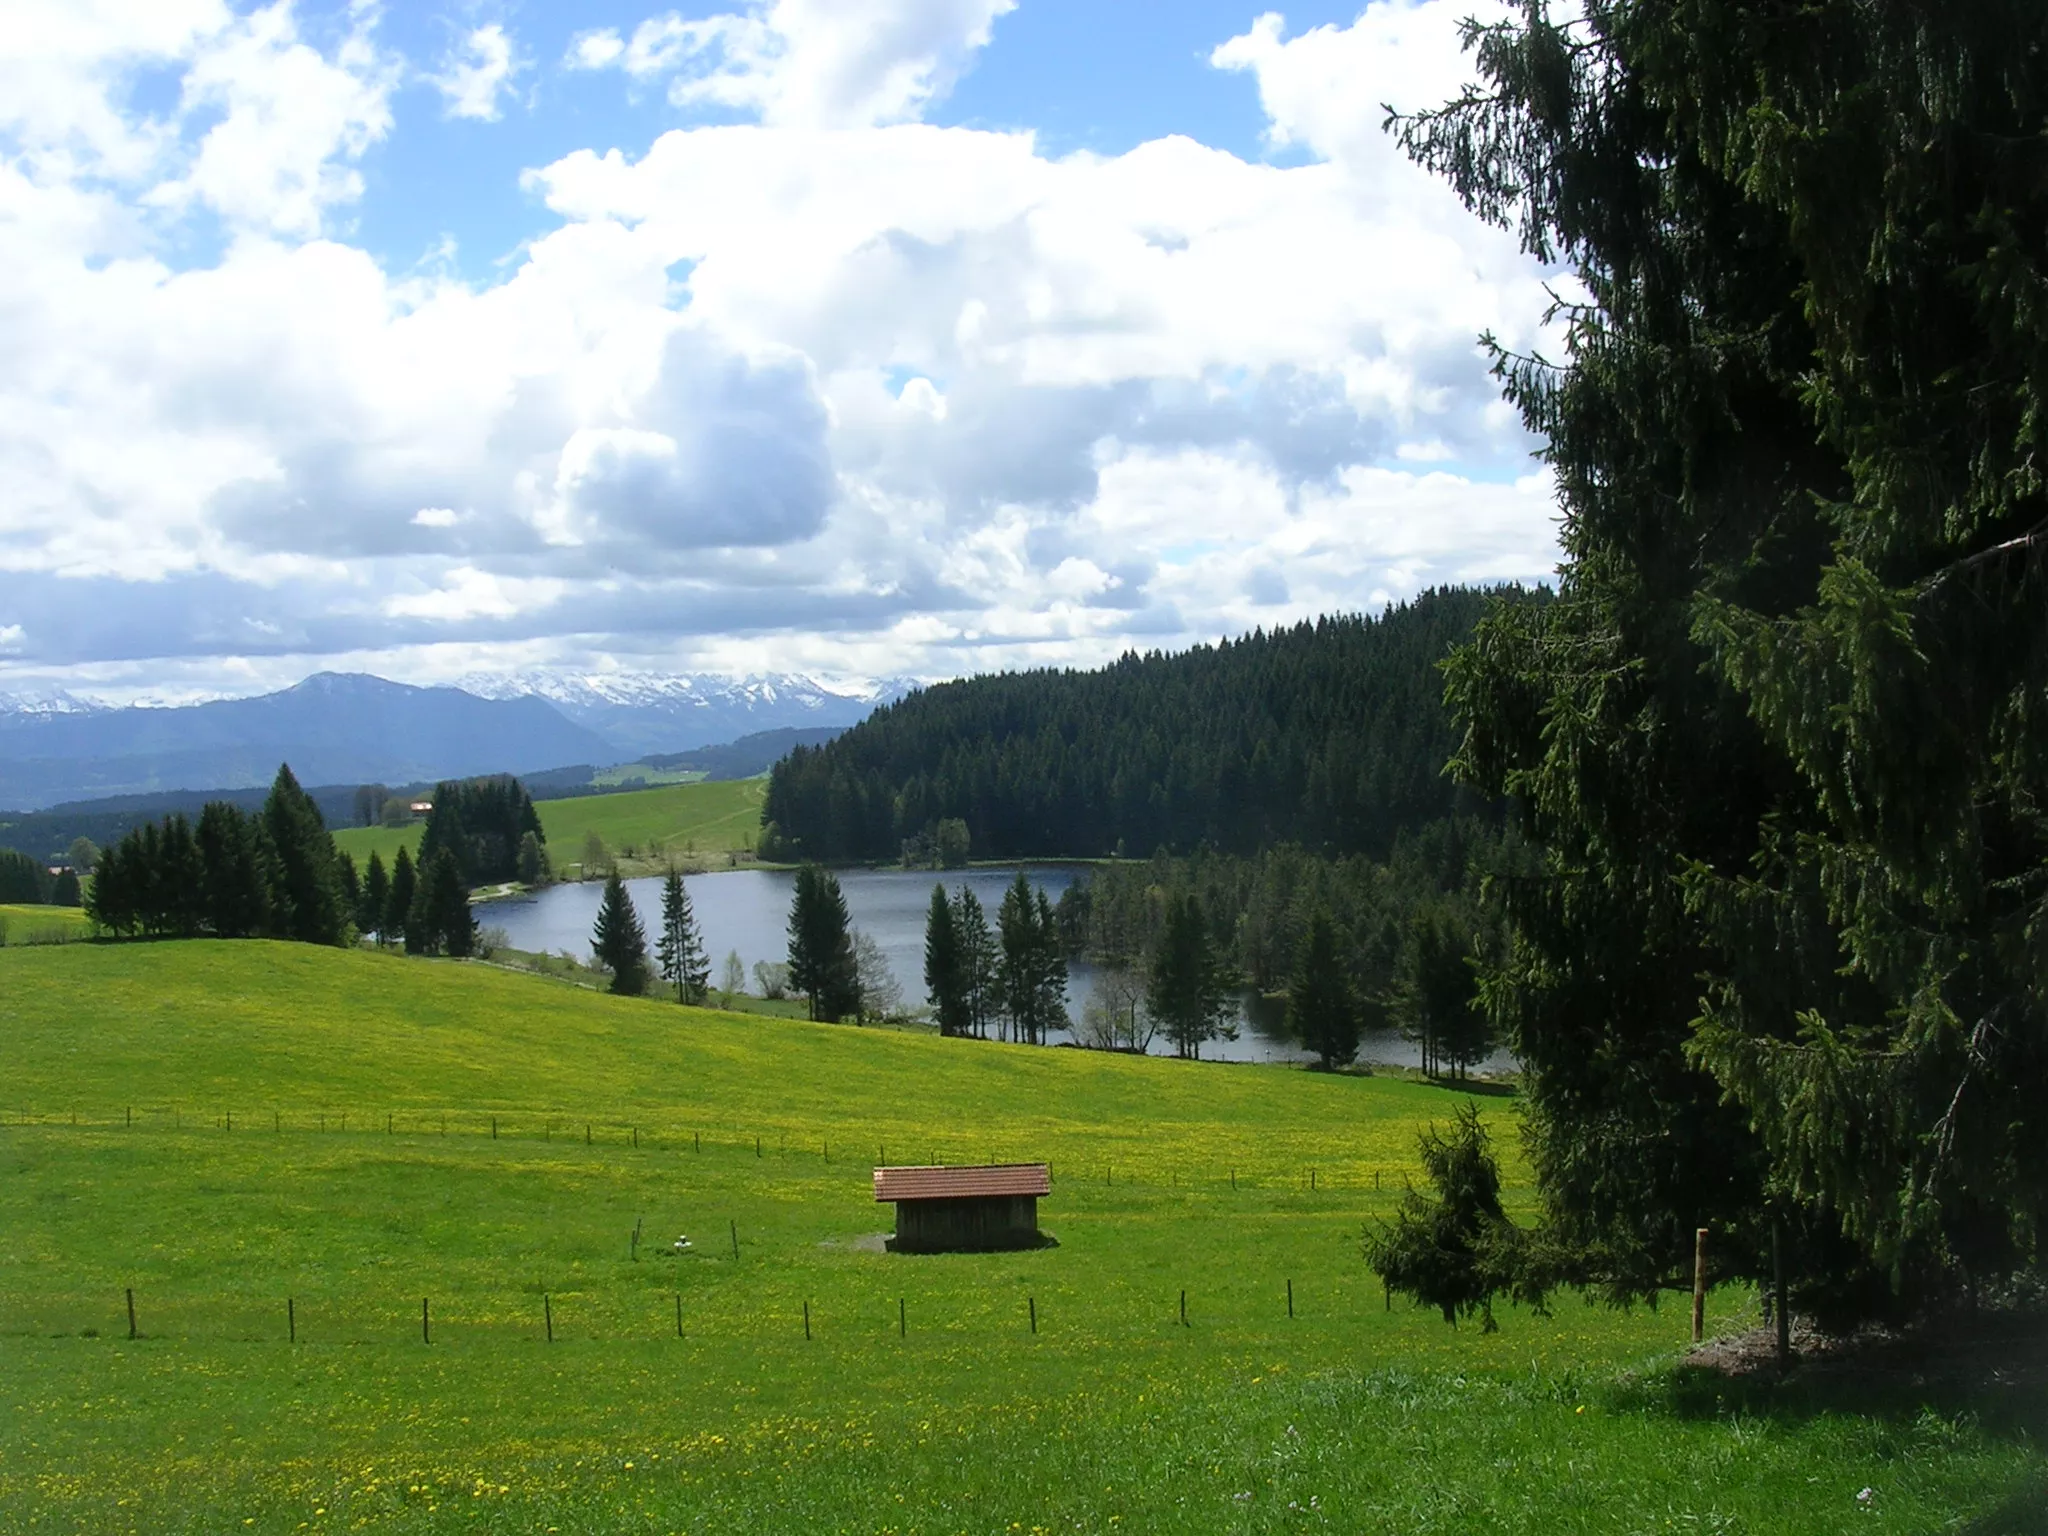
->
[0,671,913,812]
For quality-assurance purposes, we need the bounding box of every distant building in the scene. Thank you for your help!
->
[408,801,433,815]
[873,1163,1051,1253]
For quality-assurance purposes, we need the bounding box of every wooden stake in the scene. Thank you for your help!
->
[755,1135,761,1158]
[675,1293,683,1338]
[730,1219,738,1259]
[1691,1226,1708,1344]
[1179,1289,1187,1327]
[544,1294,553,1343]
[422,1297,431,1345]
[288,1296,295,1344]
[802,1300,811,1340]
[491,1116,497,1140]
[899,1297,906,1337]
[585,1124,591,1145]
[1287,1278,1294,1319]
[126,1287,136,1340]
[1773,1217,1791,1366]
[1029,1296,1036,1334]
[1310,1168,1316,1191]
[1230,1168,1236,1189]
[694,1131,700,1153]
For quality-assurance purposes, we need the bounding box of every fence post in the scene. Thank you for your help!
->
[126,1288,137,1340]
[1287,1278,1294,1319]
[675,1293,683,1338]
[288,1297,296,1344]
[1029,1296,1037,1334]
[1772,1218,1790,1366]
[1692,1227,1708,1344]
[803,1301,811,1341]
[491,1116,497,1140]
[730,1220,739,1259]
[422,1297,431,1345]
[899,1297,906,1337]
[544,1294,553,1343]
[1179,1289,1187,1328]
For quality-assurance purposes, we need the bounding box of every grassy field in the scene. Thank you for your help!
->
[332,779,766,872]
[2,941,2042,1534]
[0,901,90,946]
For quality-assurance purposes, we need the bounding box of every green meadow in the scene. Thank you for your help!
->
[332,778,767,871]
[2,941,2041,1534]
[0,902,89,946]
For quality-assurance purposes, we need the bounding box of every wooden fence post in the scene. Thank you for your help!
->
[422,1297,431,1345]
[675,1293,683,1337]
[1287,1279,1294,1319]
[1179,1289,1187,1327]
[126,1288,136,1340]
[288,1297,296,1344]
[544,1294,553,1343]
[1692,1227,1708,1344]
[899,1297,906,1337]
[1029,1296,1036,1334]
[803,1301,811,1341]
[730,1220,739,1259]
[1773,1217,1791,1365]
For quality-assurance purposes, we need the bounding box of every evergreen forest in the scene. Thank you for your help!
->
[762,586,1515,863]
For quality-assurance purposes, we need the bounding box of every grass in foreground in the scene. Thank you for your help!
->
[1,941,2041,1534]
[332,778,766,872]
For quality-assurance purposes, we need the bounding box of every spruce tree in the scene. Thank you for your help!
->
[786,865,859,1022]
[1146,892,1230,1059]
[385,845,416,950]
[656,868,711,1003]
[952,888,996,1038]
[409,849,476,959]
[261,763,345,945]
[1404,0,2048,1314]
[592,872,652,995]
[195,802,269,939]
[1287,910,1358,1070]
[923,884,969,1036]
[362,851,390,944]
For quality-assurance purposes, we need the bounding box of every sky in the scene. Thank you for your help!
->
[0,0,1563,703]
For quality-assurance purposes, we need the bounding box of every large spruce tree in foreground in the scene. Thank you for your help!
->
[1405,0,2048,1319]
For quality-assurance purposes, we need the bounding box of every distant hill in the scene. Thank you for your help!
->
[763,588,1531,863]
[0,673,614,813]
[0,724,847,862]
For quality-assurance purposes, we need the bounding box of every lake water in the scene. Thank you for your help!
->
[477,866,1505,1070]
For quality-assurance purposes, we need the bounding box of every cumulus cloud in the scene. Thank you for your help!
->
[431,23,523,123]
[566,0,1015,127]
[0,0,1563,693]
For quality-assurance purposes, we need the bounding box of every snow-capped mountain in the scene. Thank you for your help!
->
[0,687,111,718]
[454,671,918,758]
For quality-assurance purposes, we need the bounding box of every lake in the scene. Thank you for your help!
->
[477,865,1506,1070]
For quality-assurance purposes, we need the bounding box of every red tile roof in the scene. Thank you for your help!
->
[873,1164,1051,1202]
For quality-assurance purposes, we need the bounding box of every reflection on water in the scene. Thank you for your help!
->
[477,865,1511,1071]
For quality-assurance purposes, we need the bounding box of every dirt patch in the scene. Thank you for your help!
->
[1687,1312,2048,1396]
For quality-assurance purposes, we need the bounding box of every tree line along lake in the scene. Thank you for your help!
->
[478,865,1512,1071]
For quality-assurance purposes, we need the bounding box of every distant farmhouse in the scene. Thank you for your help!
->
[874,1164,1051,1253]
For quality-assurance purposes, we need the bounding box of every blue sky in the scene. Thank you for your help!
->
[0,0,1559,702]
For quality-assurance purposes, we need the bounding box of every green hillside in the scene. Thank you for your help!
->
[2,943,2037,1533]
[332,778,765,872]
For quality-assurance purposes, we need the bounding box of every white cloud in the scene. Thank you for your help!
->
[0,0,1563,691]
[431,23,522,123]
[568,0,1014,127]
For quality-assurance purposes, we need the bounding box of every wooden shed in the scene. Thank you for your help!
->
[873,1163,1052,1253]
